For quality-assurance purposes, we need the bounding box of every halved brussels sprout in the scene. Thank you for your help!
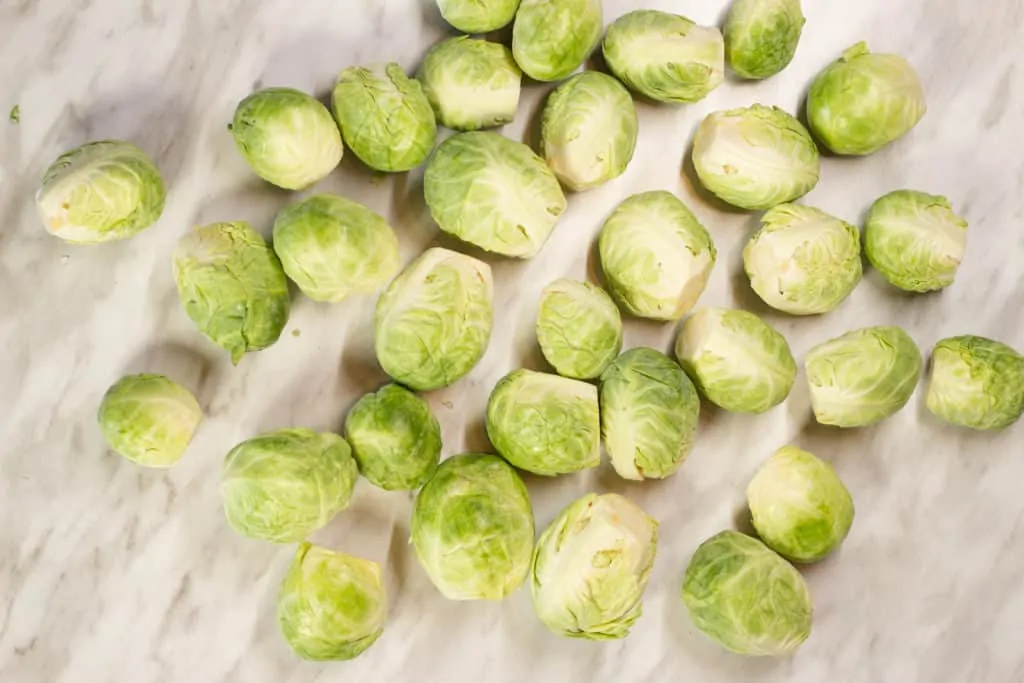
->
[277,543,387,661]
[36,140,166,244]
[221,428,358,543]
[723,0,805,80]
[536,279,622,380]
[682,530,812,656]
[331,63,436,172]
[742,204,862,315]
[418,37,521,132]
[512,0,603,82]
[807,42,926,155]
[675,308,796,413]
[230,87,343,190]
[603,10,724,103]
[97,374,202,467]
[600,348,700,480]
[805,326,922,427]
[425,131,566,258]
[532,493,658,639]
[173,221,290,364]
[272,194,399,303]
[692,104,820,210]
[926,335,1024,430]
[374,247,493,391]
[747,446,854,562]
[437,0,520,33]
[541,71,638,191]
[864,190,967,293]
[486,369,600,476]
[411,454,534,600]
[598,191,716,321]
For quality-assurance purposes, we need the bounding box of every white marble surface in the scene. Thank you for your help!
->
[2,0,1023,681]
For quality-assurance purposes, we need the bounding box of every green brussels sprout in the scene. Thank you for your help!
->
[277,543,387,661]
[331,63,436,172]
[272,194,400,303]
[531,493,658,640]
[417,37,522,132]
[807,42,926,155]
[600,348,700,480]
[221,428,357,543]
[173,222,290,364]
[424,131,566,258]
[344,383,442,490]
[411,454,535,600]
[742,204,862,316]
[682,530,812,656]
[230,87,343,190]
[692,104,820,210]
[805,326,922,428]
[374,247,493,391]
[675,308,796,413]
[603,10,724,103]
[485,369,600,476]
[864,190,968,293]
[512,0,603,82]
[723,0,805,80]
[536,279,622,380]
[540,71,638,191]
[747,446,855,562]
[437,0,520,33]
[35,140,166,244]
[926,336,1024,430]
[598,191,716,321]
[97,374,202,467]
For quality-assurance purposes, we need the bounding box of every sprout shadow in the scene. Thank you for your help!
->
[337,322,390,413]
[390,172,438,255]
[730,500,757,538]
[121,341,223,411]
[521,86,553,153]
[191,177,292,237]
[419,0,456,34]
[463,412,492,454]
[585,236,606,289]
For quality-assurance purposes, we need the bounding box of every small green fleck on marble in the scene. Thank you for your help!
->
[9,105,19,123]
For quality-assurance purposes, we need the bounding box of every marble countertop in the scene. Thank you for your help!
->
[2,0,1023,681]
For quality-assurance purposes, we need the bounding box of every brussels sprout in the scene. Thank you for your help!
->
[675,308,796,413]
[437,0,520,33]
[926,336,1024,430]
[424,132,566,258]
[411,454,534,600]
[805,326,922,428]
[272,194,399,303]
[540,72,638,192]
[598,191,716,321]
[747,446,854,563]
[600,348,700,480]
[536,279,622,380]
[97,374,202,467]
[864,190,968,293]
[682,530,812,656]
[603,10,724,103]
[331,63,436,173]
[807,42,926,155]
[221,428,357,543]
[486,369,600,476]
[512,0,602,82]
[417,37,522,132]
[374,247,493,391]
[35,140,166,244]
[692,104,820,210]
[173,222,290,363]
[742,204,862,316]
[531,493,658,640]
[230,87,343,190]
[344,384,442,490]
[277,543,387,661]
[723,0,805,80]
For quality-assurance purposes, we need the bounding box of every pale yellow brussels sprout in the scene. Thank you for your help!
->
[97,374,202,467]
[926,336,1024,430]
[536,279,622,380]
[598,191,716,321]
[724,0,805,80]
[277,543,387,661]
[411,454,535,600]
[512,0,603,82]
[437,0,520,34]
[603,10,724,103]
[747,446,854,562]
